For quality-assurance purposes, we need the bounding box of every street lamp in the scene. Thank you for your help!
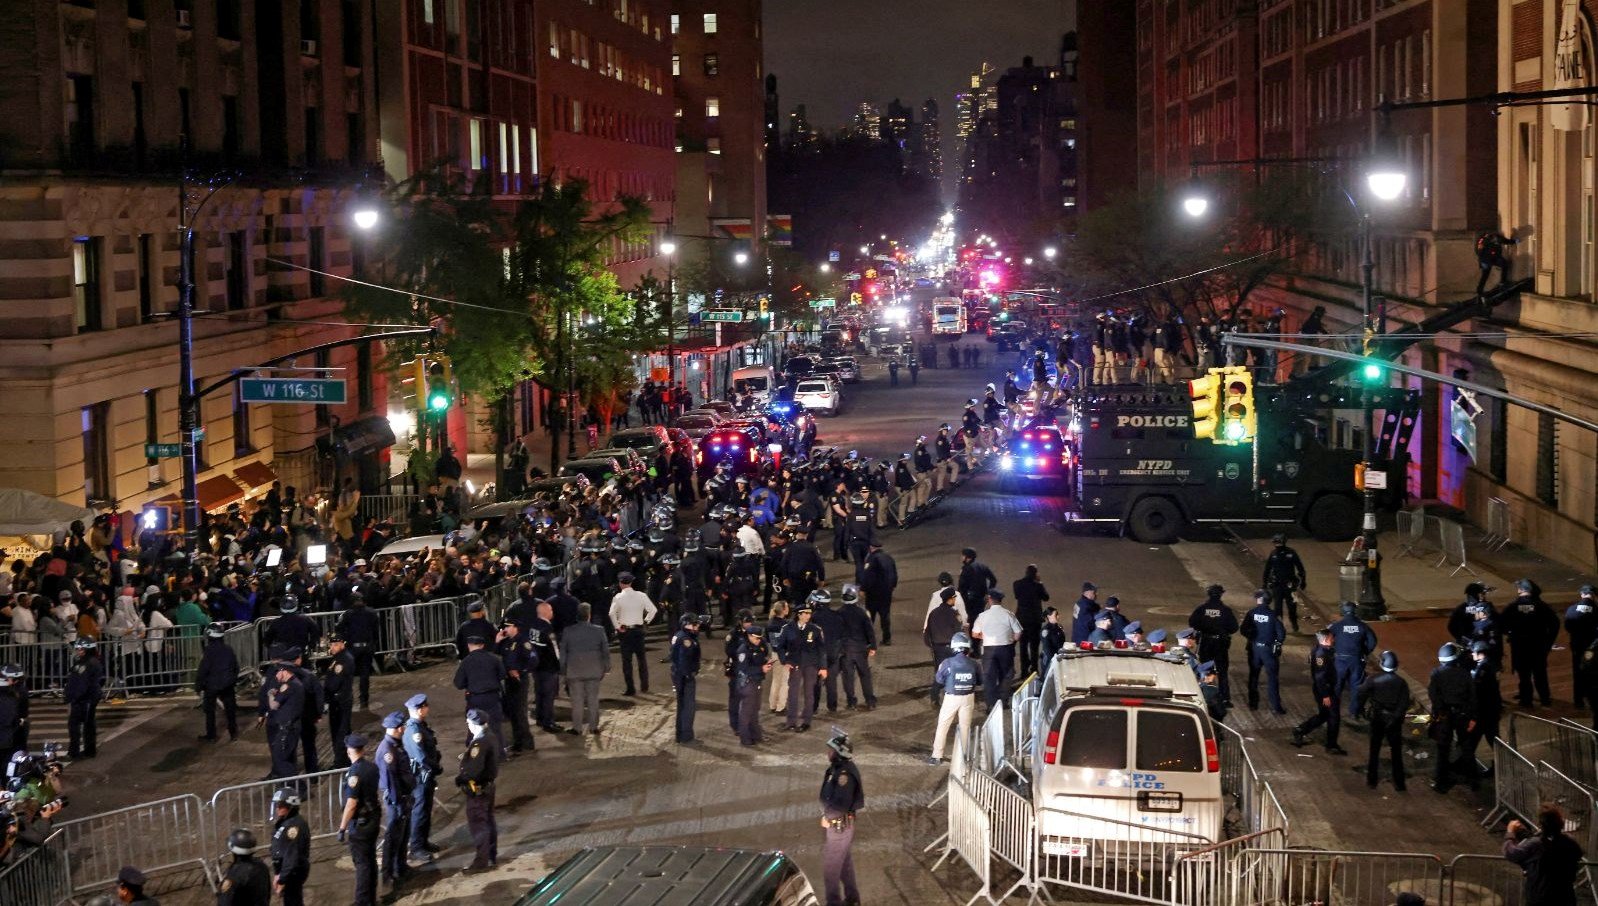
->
[859,244,871,255]
[819,263,831,273]
[352,206,379,231]
[942,212,955,225]
[659,239,678,256]
[1043,246,1058,260]
[1182,192,1209,218]
[1024,257,1034,266]
[734,251,750,266]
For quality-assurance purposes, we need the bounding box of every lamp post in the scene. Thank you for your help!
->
[660,238,678,393]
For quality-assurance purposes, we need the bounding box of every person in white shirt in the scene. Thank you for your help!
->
[54,590,80,643]
[736,517,765,557]
[970,589,1023,710]
[925,571,968,628]
[10,593,37,644]
[104,590,145,661]
[608,572,658,696]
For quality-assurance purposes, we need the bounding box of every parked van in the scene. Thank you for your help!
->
[515,845,818,906]
[1027,647,1223,854]
[732,365,777,406]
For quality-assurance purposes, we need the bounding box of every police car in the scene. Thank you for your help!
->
[997,422,1075,487]
[697,426,766,477]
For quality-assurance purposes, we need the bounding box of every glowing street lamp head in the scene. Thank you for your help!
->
[941,212,955,225]
[734,251,750,265]
[1043,246,1058,260]
[979,270,999,286]
[352,207,379,231]
[819,263,831,273]
[1182,194,1209,218]
[859,245,870,255]
[659,239,678,256]
[1367,169,1407,202]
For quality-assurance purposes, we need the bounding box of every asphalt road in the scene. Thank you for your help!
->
[59,322,1506,904]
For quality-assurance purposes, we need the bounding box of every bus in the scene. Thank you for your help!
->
[931,297,966,337]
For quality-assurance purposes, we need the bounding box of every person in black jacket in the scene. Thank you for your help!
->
[957,549,997,625]
[1012,564,1050,678]
[1292,630,1344,754]
[924,589,963,707]
[321,636,356,768]
[857,540,897,646]
[1502,578,1559,707]
[1428,642,1479,793]
[335,593,380,710]
[1188,585,1239,706]
[196,623,240,742]
[64,639,104,759]
[1360,650,1411,792]
[1503,805,1585,906]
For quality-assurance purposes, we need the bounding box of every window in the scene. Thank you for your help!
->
[137,233,156,321]
[1135,711,1204,772]
[469,117,485,169]
[445,0,461,39]
[1536,412,1559,507]
[529,125,540,176]
[707,137,721,154]
[670,13,679,34]
[706,97,720,118]
[422,0,434,25]
[64,74,95,162]
[233,385,253,456]
[304,107,321,166]
[144,390,160,469]
[549,21,559,57]
[72,237,103,332]
[357,343,374,410]
[308,226,326,296]
[226,231,248,310]
[703,13,717,33]
[704,53,720,77]
[572,100,583,134]
[672,53,680,76]
[82,403,111,505]
[1057,709,1127,769]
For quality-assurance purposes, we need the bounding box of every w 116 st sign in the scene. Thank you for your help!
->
[239,377,347,404]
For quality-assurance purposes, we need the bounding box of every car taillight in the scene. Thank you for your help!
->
[1205,737,1219,772]
[1118,698,1143,707]
[1043,730,1060,765]
[1024,432,1035,440]
[748,449,757,463]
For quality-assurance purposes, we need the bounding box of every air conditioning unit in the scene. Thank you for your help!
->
[301,39,318,56]
[176,9,192,28]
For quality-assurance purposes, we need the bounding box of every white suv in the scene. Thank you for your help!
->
[793,380,840,416]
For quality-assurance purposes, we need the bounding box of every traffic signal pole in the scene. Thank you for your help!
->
[1357,211,1384,619]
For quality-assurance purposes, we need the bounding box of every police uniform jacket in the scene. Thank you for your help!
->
[1447,599,1489,642]
[63,654,104,703]
[270,812,312,878]
[893,461,916,490]
[261,675,305,728]
[935,434,953,462]
[1188,599,1239,647]
[777,620,827,667]
[1012,577,1050,625]
[344,758,382,825]
[781,541,824,582]
[935,653,981,695]
[1308,645,1338,698]
[1566,597,1598,647]
[670,628,702,675]
[402,718,442,778]
[456,731,500,794]
[811,606,846,651]
[376,734,416,803]
[1472,661,1503,720]
[454,648,507,696]
[848,508,876,544]
[1359,671,1412,720]
[1240,604,1285,657]
[218,854,272,906]
[321,651,355,708]
[913,445,934,473]
[498,634,537,676]
[734,639,768,684]
[454,617,497,660]
[527,618,560,673]
[1330,615,1378,660]
[264,613,321,653]
[335,606,380,647]
[958,561,998,616]
[1427,660,1477,722]
[860,550,898,602]
[1070,596,1099,642]
[1503,595,1560,667]
[196,639,240,693]
[820,757,865,817]
[1262,547,1307,589]
[839,603,876,648]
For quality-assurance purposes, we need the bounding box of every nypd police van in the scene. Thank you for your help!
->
[1026,646,1224,856]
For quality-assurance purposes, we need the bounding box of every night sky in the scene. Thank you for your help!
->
[764,0,1077,176]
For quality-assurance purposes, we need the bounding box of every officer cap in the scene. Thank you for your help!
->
[1465,582,1487,598]
[1124,621,1143,636]
[272,788,301,809]
[850,492,867,505]
[940,422,952,431]
[228,828,258,856]
[961,547,977,559]
[1082,581,1097,592]
[284,646,305,663]
[118,866,148,888]
[795,602,814,615]
[735,475,751,485]
[808,589,833,606]
[1197,661,1218,676]
[344,733,368,750]
[0,664,23,680]
[1381,650,1401,671]
[827,728,853,758]
[382,711,407,729]
[679,613,701,628]
[647,526,667,541]
[966,398,978,406]
[279,595,300,614]
[533,557,555,572]
[465,634,488,647]
[1516,578,1535,593]
[745,624,765,637]
[784,515,802,527]
[900,452,911,460]
[736,608,755,623]
[468,600,486,614]
[683,536,702,551]
[660,553,682,566]
[1437,642,1461,664]
[1272,533,1286,545]
[1102,595,1118,609]
[1583,584,1596,596]
[1205,584,1225,597]
[1147,628,1168,644]
[405,693,429,710]
[987,589,1005,603]
[1339,601,1357,616]
[617,571,636,584]
[938,571,954,585]
[1254,588,1268,601]
[1470,640,1492,655]
[627,540,646,552]
[326,633,345,645]
[465,709,488,726]
[1177,628,1197,640]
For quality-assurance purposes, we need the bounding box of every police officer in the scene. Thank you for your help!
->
[928,633,980,765]
[887,357,900,385]
[335,593,381,710]
[1359,650,1411,792]
[338,734,382,906]
[819,729,864,906]
[1447,582,1495,646]
[196,623,240,742]
[837,587,878,710]
[609,572,658,696]
[1330,601,1378,719]
[725,609,757,731]
[846,492,876,570]
[734,622,771,746]
[810,589,847,714]
[218,828,272,906]
[457,709,500,872]
[322,634,356,768]
[828,482,852,562]
[670,614,703,744]
[1188,585,1239,706]
[1261,534,1308,632]
[401,694,443,863]
[375,711,415,887]
[263,595,321,655]
[779,600,828,731]
[1567,584,1598,709]
[455,600,497,659]
[1428,642,1478,793]
[257,659,304,780]
[1071,582,1100,643]
[1241,590,1286,714]
[496,622,536,754]
[269,788,312,906]
[64,638,104,759]
[453,636,508,753]
[859,539,898,646]
[287,647,326,774]
[893,452,917,509]
[1502,578,1559,707]
[1292,629,1344,754]
[1462,640,1503,778]
[781,531,825,612]
[1198,661,1227,722]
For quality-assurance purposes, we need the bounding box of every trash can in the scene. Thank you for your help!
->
[1339,561,1363,606]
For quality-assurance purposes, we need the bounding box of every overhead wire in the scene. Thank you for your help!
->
[263,256,536,318]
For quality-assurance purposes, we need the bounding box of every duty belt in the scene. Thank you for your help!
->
[825,814,853,831]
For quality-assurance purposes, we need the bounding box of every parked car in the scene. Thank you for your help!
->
[793,379,840,416]
[827,357,861,383]
[587,447,649,477]
[782,355,816,380]
[672,412,721,441]
[556,456,625,489]
[606,425,671,459]
[698,400,737,420]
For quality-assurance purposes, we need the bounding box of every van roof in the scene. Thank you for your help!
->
[1050,649,1202,701]
[514,845,800,906]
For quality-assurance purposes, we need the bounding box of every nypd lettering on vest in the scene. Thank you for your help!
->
[1116,414,1190,428]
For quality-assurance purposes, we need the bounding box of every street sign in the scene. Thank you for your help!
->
[843,272,861,281]
[1363,469,1387,490]
[828,250,841,262]
[810,298,837,309]
[701,309,745,323]
[239,377,348,404]
[145,443,182,459]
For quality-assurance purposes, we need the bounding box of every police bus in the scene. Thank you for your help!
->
[931,297,966,337]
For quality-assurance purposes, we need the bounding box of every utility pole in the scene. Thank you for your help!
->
[176,172,234,552]
[1357,211,1385,619]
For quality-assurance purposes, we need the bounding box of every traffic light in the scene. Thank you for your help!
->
[403,355,429,411]
[758,296,769,319]
[1189,371,1223,440]
[425,355,454,413]
[1219,368,1256,445]
[1360,361,1386,382]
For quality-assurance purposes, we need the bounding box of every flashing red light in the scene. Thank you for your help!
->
[1151,643,1167,653]
[1118,698,1144,707]
[1078,641,1093,650]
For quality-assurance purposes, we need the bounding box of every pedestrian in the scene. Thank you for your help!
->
[453,636,507,752]
[321,635,355,768]
[1359,650,1411,792]
[888,359,900,386]
[670,614,703,744]
[496,621,536,754]
[971,589,1022,710]
[1502,578,1559,706]
[1565,585,1598,710]
[1330,601,1378,718]
[561,603,611,736]
[924,588,963,707]
[837,587,877,711]
[454,600,496,660]
[1013,565,1050,678]
[819,729,864,906]
[64,638,104,759]
[1188,585,1239,706]
[1261,534,1307,632]
[457,709,501,873]
[1474,228,1519,296]
[957,548,997,625]
[734,622,771,745]
[608,572,658,696]
[1071,582,1100,643]
[926,572,968,626]
[337,734,381,906]
[1241,590,1286,714]
[1198,661,1227,722]
[1502,805,1585,905]
[217,829,272,906]
[335,592,380,710]
[257,658,304,780]
[401,694,442,863]
[374,712,414,889]
[286,648,325,775]
[195,623,239,742]
[270,788,311,905]
[116,866,158,906]
[1040,607,1067,667]
[810,589,847,714]
[908,357,920,384]
[927,633,981,765]
[1292,629,1345,753]
[526,601,563,732]
[1428,642,1479,793]
[778,599,827,732]
[858,539,898,646]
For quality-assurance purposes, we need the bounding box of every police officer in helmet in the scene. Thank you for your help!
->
[1261,534,1307,632]
[819,728,864,906]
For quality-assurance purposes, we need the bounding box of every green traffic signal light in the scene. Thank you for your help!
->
[428,390,451,411]
[1362,362,1385,381]
[1223,419,1247,441]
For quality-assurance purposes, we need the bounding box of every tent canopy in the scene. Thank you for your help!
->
[0,489,98,536]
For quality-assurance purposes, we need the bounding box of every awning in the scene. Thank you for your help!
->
[334,415,397,458]
[196,475,247,512]
[0,489,97,536]
[231,461,277,493]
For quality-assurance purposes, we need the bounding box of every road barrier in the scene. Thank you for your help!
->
[1168,828,1286,906]
[967,764,1037,904]
[1435,518,1477,577]
[208,768,351,870]
[1538,760,1598,856]
[1230,848,1444,906]
[56,794,216,895]
[1481,496,1512,551]
[977,703,1007,776]
[1485,737,1542,830]
[1216,722,1289,839]
[1034,809,1214,904]
[1511,712,1598,793]
[931,739,993,903]
[0,830,74,906]
[1396,506,1431,557]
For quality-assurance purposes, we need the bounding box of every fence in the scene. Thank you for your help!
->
[1396,506,1430,557]
[208,768,351,870]
[356,494,419,526]
[966,765,1037,904]
[977,703,1007,777]
[1511,712,1598,793]
[932,750,993,903]
[55,794,216,895]
[0,631,209,700]
[1538,760,1598,856]
[1481,496,1512,551]
[1487,738,1542,830]
[1229,848,1445,906]
[1216,722,1289,839]
[1168,828,1286,906]
[1033,809,1215,905]
[1436,518,1477,577]
[0,830,74,906]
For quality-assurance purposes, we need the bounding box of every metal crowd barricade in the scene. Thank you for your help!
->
[1169,828,1286,906]
[110,631,207,695]
[1216,722,1289,839]
[1033,808,1212,904]
[222,622,262,685]
[1538,761,1598,856]
[0,640,72,696]
[930,747,994,905]
[1481,496,1512,551]
[1396,506,1430,557]
[207,767,350,869]
[0,829,74,906]
[55,794,216,895]
[1511,712,1598,792]
[978,703,1007,776]
[380,598,460,664]
[357,493,418,526]
[1435,518,1477,577]
[964,766,1037,904]
[1485,737,1541,829]
[1229,848,1444,906]
[1444,853,1533,906]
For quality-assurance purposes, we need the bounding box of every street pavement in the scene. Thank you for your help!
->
[55,327,1587,904]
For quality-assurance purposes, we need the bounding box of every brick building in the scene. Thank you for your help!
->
[0,0,391,528]
[672,0,766,245]
[1075,0,1139,212]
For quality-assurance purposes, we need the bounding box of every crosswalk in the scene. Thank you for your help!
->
[22,693,191,757]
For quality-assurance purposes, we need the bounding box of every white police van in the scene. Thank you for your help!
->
[1027,646,1223,857]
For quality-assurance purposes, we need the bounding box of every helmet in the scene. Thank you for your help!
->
[1205,584,1224,597]
[807,589,832,607]
[205,623,227,639]
[1464,582,1487,599]
[279,595,300,614]
[1380,650,1400,672]
[679,613,701,628]
[1340,601,1357,617]
[1437,642,1461,664]
[827,728,853,759]
[660,553,682,566]
[850,492,867,505]
[228,828,258,856]
[73,638,97,651]
[271,788,302,810]
[1470,640,1492,655]
[950,632,972,651]
[1272,533,1286,546]
[659,495,678,510]
[840,587,860,605]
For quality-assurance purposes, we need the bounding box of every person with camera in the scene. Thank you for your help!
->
[1503,805,1585,906]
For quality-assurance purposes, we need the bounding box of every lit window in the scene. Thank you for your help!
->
[706,97,720,118]
[704,53,719,77]
[670,13,679,34]
[672,54,680,76]
[707,137,721,154]
[703,13,717,33]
